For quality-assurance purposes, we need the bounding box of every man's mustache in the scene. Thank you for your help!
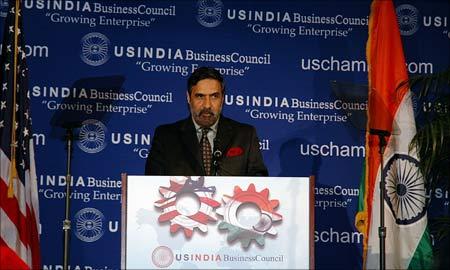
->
[198,109,216,116]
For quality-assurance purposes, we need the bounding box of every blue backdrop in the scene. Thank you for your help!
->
[1,0,449,269]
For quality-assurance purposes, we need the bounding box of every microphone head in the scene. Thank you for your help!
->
[213,138,222,158]
[213,149,222,158]
[369,128,391,137]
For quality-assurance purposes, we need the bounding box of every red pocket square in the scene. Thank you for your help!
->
[226,147,243,157]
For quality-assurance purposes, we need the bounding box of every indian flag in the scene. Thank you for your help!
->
[355,0,433,269]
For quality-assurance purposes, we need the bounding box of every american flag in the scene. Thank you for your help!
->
[0,0,41,269]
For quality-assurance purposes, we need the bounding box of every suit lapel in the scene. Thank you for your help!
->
[216,116,234,155]
[180,117,203,173]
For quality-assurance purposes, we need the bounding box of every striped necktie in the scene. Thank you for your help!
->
[200,128,212,175]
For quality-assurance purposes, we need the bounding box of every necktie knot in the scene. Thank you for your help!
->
[201,128,210,137]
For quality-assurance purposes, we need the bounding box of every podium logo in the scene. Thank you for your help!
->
[217,183,283,248]
[152,246,174,268]
[196,0,224,28]
[77,119,107,154]
[74,207,105,242]
[396,4,420,36]
[80,32,110,66]
[154,176,220,238]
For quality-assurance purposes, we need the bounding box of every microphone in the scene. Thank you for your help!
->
[213,149,222,162]
[369,128,391,150]
[212,138,223,176]
[369,128,391,137]
[213,149,222,159]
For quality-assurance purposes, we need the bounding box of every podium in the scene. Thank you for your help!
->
[120,175,315,269]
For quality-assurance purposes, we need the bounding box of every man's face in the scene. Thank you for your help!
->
[187,78,224,128]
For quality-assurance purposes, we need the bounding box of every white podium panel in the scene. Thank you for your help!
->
[121,175,314,269]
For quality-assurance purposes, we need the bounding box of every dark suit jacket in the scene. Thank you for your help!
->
[145,116,268,176]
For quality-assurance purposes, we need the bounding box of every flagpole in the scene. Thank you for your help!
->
[63,127,74,270]
[7,0,21,198]
[379,136,386,270]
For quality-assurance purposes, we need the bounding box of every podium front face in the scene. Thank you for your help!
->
[121,176,314,269]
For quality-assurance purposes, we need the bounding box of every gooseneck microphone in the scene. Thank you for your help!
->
[212,138,223,176]
[369,128,391,137]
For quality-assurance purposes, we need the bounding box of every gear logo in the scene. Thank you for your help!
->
[383,153,428,225]
[217,184,283,248]
[196,0,224,28]
[77,119,107,154]
[74,207,105,242]
[154,176,220,238]
[80,32,110,66]
[396,4,420,36]
[151,246,174,268]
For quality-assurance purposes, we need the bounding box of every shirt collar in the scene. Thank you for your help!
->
[192,116,219,133]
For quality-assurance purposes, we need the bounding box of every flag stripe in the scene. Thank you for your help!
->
[0,208,28,265]
[0,237,29,270]
[0,177,30,246]
[408,229,433,269]
[26,201,40,270]
[1,161,40,270]
[0,150,27,216]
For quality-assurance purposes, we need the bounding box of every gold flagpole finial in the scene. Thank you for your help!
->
[7,162,18,198]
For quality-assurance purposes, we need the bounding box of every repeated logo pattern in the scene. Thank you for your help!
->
[80,32,110,66]
[396,4,420,36]
[77,119,107,154]
[74,207,105,242]
[196,0,224,28]
[0,0,8,18]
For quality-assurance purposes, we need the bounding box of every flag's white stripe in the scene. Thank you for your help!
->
[0,208,30,267]
[0,149,10,180]
[28,140,41,232]
[24,166,40,267]
[366,92,426,269]
[26,246,33,268]
[0,149,27,216]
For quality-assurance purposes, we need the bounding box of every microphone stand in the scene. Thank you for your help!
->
[63,127,74,270]
[370,128,390,270]
[212,138,222,176]
[212,149,222,176]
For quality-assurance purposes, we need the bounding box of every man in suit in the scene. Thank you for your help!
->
[145,66,268,176]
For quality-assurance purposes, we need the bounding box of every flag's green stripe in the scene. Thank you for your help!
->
[357,161,366,213]
[408,228,434,270]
